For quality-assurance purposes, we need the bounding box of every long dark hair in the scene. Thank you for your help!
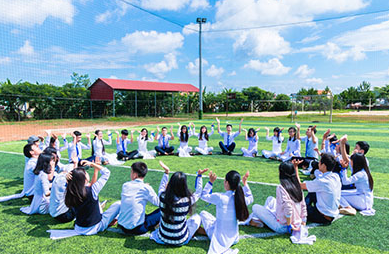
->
[350,153,374,191]
[180,125,189,142]
[43,146,59,166]
[65,167,88,208]
[91,130,105,156]
[248,128,256,138]
[33,153,55,175]
[140,128,149,140]
[274,127,282,143]
[279,162,303,203]
[199,125,209,141]
[225,171,249,221]
[288,127,297,141]
[161,172,192,223]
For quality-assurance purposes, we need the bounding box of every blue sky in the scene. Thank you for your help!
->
[1,0,389,94]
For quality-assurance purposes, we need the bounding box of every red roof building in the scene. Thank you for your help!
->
[89,78,199,101]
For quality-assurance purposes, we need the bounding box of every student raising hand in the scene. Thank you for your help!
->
[159,160,170,174]
[209,171,217,183]
[242,171,250,186]
[197,168,209,175]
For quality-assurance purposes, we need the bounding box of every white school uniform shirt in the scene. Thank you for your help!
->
[93,135,112,157]
[137,135,154,152]
[301,136,318,158]
[284,138,301,156]
[21,171,52,214]
[116,137,132,153]
[118,174,169,230]
[266,135,284,154]
[246,136,258,151]
[201,182,253,254]
[157,134,172,148]
[23,157,38,197]
[305,172,341,218]
[219,131,240,146]
[49,173,69,218]
[67,141,91,163]
[340,169,373,209]
[193,127,214,149]
[177,128,193,148]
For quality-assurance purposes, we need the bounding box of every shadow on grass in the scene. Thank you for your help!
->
[0,177,23,189]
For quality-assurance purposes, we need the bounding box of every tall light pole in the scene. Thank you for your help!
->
[197,17,206,119]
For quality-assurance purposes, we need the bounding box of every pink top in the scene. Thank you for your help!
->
[276,185,307,228]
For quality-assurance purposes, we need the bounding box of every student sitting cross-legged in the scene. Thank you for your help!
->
[293,153,341,225]
[117,161,167,235]
[216,117,243,155]
[250,162,307,234]
[116,129,138,161]
[338,135,375,216]
[154,126,175,155]
[198,170,253,254]
[150,162,208,246]
[48,160,121,239]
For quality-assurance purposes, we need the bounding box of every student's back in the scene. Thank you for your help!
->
[74,186,102,227]
[49,174,70,218]
[118,179,159,230]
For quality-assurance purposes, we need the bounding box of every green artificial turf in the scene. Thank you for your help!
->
[1,118,389,253]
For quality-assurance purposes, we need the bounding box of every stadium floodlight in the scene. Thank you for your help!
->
[197,17,207,119]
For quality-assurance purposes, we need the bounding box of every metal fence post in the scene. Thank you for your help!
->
[135,91,137,117]
[90,100,93,119]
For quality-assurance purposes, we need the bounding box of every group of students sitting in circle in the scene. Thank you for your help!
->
[0,120,375,254]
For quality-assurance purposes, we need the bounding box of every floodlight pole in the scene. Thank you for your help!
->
[197,17,206,119]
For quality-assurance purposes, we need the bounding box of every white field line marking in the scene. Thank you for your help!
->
[0,150,388,201]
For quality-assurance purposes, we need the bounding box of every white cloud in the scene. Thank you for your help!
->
[233,29,291,57]
[128,73,137,79]
[244,58,291,76]
[144,53,178,79]
[121,31,184,54]
[228,71,236,76]
[294,65,315,78]
[300,42,366,63]
[305,78,323,84]
[0,0,75,26]
[141,0,189,11]
[186,58,208,75]
[95,0,129,24]
[0,56,11,64]
[18,40,35,56]
[189,0,210,10]
[211,0,368,58]
[108,75,118,79]
[298,35,321,44]
[206,64,224,78]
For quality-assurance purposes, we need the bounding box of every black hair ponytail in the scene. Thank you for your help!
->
[225,170,249,221]
[279,162,303,203]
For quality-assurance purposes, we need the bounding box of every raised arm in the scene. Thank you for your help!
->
[242,129,248,140]
[295,122,301,140]
[242,171,253,205]
[86,133,91,148]
[201,171,220,205]
[191,168,209,203]
[130,130,134,143]
[216,117,221,133]
[322,129,331,151]
[292,159,306,190]
[311,126,318,144]
[115,131,120,145]
[238,118,243,133]
[340,135,350,164]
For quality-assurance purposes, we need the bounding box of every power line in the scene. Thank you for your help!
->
[118,0,198,32]
[204,8,389,33]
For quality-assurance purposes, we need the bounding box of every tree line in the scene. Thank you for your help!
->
[1,73,388,121]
